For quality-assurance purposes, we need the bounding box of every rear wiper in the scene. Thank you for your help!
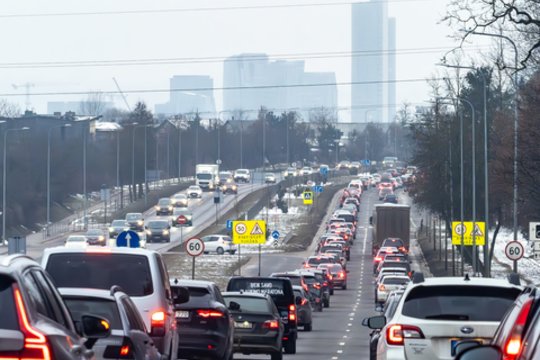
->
[424,314,469,320]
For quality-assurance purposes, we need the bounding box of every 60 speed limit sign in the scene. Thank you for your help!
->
[185,237,205,257]
[505,241,524,261]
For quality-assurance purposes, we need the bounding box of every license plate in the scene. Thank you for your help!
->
[234,321,252,329]
[175,311,189,319]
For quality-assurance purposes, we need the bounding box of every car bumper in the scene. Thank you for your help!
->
[332,279,346,287]
[178,331,229,359]
[147,234,170,242]
[233,333,281,354]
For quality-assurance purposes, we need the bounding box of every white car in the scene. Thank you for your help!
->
[171,193,189,207]
[201,234,237,255]
[375,275,410,304]
[301,166,313,175]
[65,235,89,248]
[233,169,251,183]
[365,275,522,360]
[187,185,203,198]
[264,172,277,183]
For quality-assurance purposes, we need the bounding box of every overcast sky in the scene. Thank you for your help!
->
[0,0,488,120]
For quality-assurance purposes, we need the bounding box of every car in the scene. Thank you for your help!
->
[382,238,408,253]
[171,279,234,360]
[378,188,393,200]
[84,228,107,246]
[171,193,189,207]
[323,263,348,290]
[201,234,237,255]
[155,197,174,216]
[316,263,337,295]
[292,285,313,331]
[375,268,410,283]
[145,219,172,242]
[375,275,410,304]
[221,181,238,194]
[42,246,186,359]
[187,185,203,198]
[60,286,161,360]
[383,193,398,204]
[301,166,313,176]
[233,168,251,183]
[264,172,277,183]
[223,292,284,360]
[343,197,360,211]
[226,276,298,354]
[172,207,193,227]
[218,171,234,186]
[303,255,336,269]
[65,234,89,248]
[365,274,522,360]
[284,167,297,177]
[108,219,129,238]
[376,260,412,276]
[303,268,331,308]
[0,254,111,360]
[125,212,144,231]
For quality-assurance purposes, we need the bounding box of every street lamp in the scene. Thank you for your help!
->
[47,123,71,236]
[2,126,30,244]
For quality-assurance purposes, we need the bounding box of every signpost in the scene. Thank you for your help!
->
[529,222,540,259]
[271,230,280,240]
[451,221,486,246]
[233,220,266,276]
[116,230,141,248]
[303,191,313,205]
[505,241,524,273]
[185,237,205,279]
[226,219,233,231]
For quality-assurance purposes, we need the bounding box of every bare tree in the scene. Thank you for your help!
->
[79,92,107,116]
[0,99,21,117]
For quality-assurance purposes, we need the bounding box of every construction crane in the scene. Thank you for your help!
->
[11,82,35,110]
[112,77,131,112]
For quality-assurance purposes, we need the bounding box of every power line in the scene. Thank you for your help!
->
[0,46,487,69]
[0,78,446,97]
[0,0,440,19]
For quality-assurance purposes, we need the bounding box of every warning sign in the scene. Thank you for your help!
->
[232,220,266,244]
[451,221,486,246]
[303,191,313,205]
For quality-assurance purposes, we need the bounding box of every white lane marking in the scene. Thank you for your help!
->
[350,317,354,321]
[362,225,368,255]
[343,335,348,338]
[332,357,338,360]
[337,350,343,354]
[339,342,346,346]
[346,329,351,332]
[348,323,352,326]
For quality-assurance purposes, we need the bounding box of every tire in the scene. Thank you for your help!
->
[284,340,296,354]
[217,247,225,255]
[324,299,330,308]
[271,351,283,360]
[342,284,347,290]
[330,288,334,295]
[304,323,312,331]
[229,250,236,255]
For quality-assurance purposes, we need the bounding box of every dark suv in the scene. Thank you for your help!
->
[227,276,298,354]
[0,254,110,359]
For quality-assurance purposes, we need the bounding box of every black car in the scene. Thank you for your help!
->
[155,198,173,216]
[108,219,129,238]
[227,276,298,354]
[145,220,171,243]
[221,182,238,195]
[125,212,144,231]
[0,254,110,359]
[171,279,234,360]
[292,286,313,331]
[223,292,284,360]
[305,269,331,308]
[298,272,324,312]
[84,228,107,246]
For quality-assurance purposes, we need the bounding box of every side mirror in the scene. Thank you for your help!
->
[295,296,303,306]
[361,315,386,330]
[228,301,241,311]
[455,345,503,360]
[172,286,190,305]
[81,314,111,339]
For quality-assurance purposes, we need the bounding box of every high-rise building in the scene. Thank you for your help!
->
[155,75,216,116]
[223,53,337,120]
[351,0,396,123]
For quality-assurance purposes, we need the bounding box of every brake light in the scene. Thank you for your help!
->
[327,274,333,280]
[338,271,345,279]
[263,320,280,329]
[196,310,225,318]
[150,310,166,336]
[313,283,321,289]
[504,299,533,358]
[120,345,130,356]
[386,324,424,346]
[13,287,52,360]
[323,281,328,287]
[288,304,297,323]
[300,298,308,306]
[378,284,386,291]
[375,256,382,262]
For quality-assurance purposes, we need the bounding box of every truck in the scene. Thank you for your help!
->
[195,164,219,191]
[371,203,410,255]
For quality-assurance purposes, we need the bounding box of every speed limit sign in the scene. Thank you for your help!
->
[185,237,205,257]
[505,241,524,261]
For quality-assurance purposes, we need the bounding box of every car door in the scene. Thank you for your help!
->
[203,236,217,253]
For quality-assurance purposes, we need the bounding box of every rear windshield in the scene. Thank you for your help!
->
[382,262,409,270]
[179,287,212,307]
[308,257,332,266]
[0,276,18,330]
[337,214,355,223]
[46,254,153,297]
[382,239,405,247]
[274,275,301,287]
[402,285,521,321]
[383,277,410,285]
[64,298,122,330]
[224,296,270,313]
[227,278,293,308]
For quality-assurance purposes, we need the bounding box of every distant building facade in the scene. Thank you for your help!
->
[155,75,216,116]
[47,101,114,115]
[223,53,337,120]
[351,0,396,123]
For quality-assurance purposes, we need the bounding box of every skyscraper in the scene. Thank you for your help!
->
[351,0,396,123]
[155,75,216,116]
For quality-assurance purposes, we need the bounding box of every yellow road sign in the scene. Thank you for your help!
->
[451,221,485,246]
[303,191,313,205]
[232,220,266,244]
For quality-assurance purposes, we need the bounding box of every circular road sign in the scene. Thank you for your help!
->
[505,241,524,261]
[177,215,187,225]
[235,222,247,235]
[185,237,205,257]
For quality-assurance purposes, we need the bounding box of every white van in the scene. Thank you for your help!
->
[42,246,188,360]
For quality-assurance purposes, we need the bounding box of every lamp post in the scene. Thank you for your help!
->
[132,123,151,203]
[47,123,71,236]
[438,62,490,276]
[364,109,377,160]
[177,121,182,182]
[2,127,30,244]
[469,30,519,272]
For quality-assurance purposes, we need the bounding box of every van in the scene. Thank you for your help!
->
[42,246,185,360]
[227,276,298,354]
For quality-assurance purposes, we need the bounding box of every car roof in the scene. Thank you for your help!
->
[170,279,214,288]
[43,246,157,256]
[410,276,522,289]
[58,287,116,300]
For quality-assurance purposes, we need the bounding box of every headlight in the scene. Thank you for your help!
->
[108,227,113,232]
[168,206,173,210]
[146,230,151,235]
[137,220,143,226]
[163,230,169,235]
[155,206,159,210]
[232,185,237,190]
[98,236,105,241]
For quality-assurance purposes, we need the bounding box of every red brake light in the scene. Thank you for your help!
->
[386,324,424,346]
[120,345,130,356]
[196,310,225,318]
[375,257,382,262]
[263,320,280,329]
[338,271,345,279]
[13,287,52,360]
[313,283,321,289]
[300,298,308,306]
[288,304,297,322]
[504,299,533,358]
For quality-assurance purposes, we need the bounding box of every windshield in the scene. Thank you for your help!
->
[158,199,170,205]
[148,221,168,228]
[67,236,86,242]
[111,220,126,227]
[224,296,270,313]
[188,186,200,191]
[196,173,212,180]
[126,214,142,221]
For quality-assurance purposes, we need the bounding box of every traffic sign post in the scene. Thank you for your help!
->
[116,230,141,248]
[232,220,266,245]
[451,221,486,246]
[226,220,233,231]
[271,230,280,240]
[303,191,313,205]
[185,237,205,279]
[505,241,524,272]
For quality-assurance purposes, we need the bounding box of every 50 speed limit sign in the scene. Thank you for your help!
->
[505,241,524,261]
[185,237,205,257]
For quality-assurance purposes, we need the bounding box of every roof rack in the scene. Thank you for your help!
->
[110,285,125,296]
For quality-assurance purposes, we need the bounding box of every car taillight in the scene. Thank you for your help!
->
[504,299,533,359]
[378,284,386,291]
[263,320,280,329]
[327,274,333,280]
[13,287,52,360]
[300,298,308,306]
[288,304,297,323]
[313,283,321,289]
[374,257,382,262]
[151,310,166,336]
[338,271,345,279]
[103,339,135,359]
[323,281,328,287]
[386,324,424,346]
[196,310,225,318]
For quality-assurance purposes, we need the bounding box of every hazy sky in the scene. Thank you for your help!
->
[0,0,488,120]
